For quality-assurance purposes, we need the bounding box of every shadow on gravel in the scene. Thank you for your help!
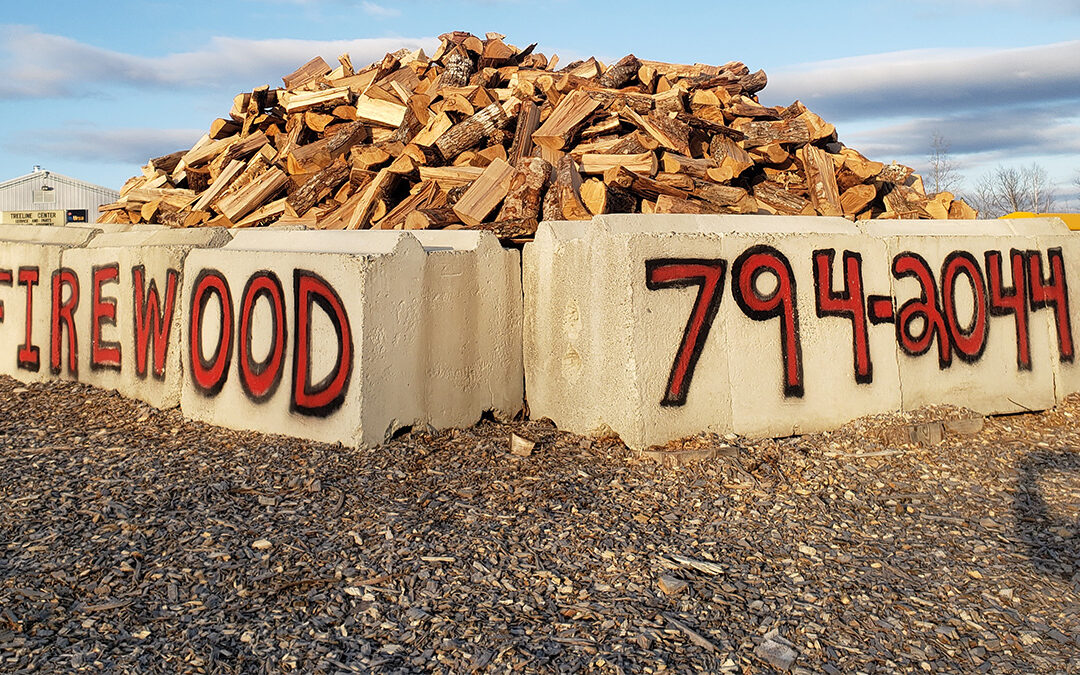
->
[1013,449,1080,580]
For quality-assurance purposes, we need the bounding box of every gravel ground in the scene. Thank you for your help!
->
[1,375,1078,674]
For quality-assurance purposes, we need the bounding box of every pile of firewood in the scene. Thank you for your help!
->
[97,31,977,238]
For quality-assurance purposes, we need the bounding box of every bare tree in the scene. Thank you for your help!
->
[927,133,963,194]
[1027,163,1054,215]
[970,163,1056,218]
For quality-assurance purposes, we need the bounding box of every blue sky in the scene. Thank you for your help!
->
[2,0,1079,206]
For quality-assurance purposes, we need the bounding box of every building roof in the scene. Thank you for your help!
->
[0,168,118,198]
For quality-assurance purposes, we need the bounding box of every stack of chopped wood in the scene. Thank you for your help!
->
[97,31,977,237]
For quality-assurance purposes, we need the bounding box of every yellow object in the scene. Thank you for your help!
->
[1002,212,1080,231]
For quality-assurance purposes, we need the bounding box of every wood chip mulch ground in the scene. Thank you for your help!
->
[1,375,1077,673]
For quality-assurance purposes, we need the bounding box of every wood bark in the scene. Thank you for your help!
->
[496,157,550,221]
[149,150,186,175]
[607,132,656,156]
[753,180,814,216]
[598,54,640,89]
[690,180,757,213]
[623,108,692,155]
[508,100,540,166]
[435,103,511,160]
[470,218,538,240]
[405,207,461,230]
[603,166,688,201]
[286,158,351,217]
[287,121,367,174]
[797,145,842,217]
[440,47,474,89]
[881,184,929,219]
[733,118,809,148]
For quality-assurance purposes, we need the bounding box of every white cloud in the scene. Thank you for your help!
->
[0,26,437,99]
[843,105,1080,159]
[4,124,204,165]
[836,105,1080,200]
[361,1,401,17]
[762,40,1080,120]
[756,40,1080,193]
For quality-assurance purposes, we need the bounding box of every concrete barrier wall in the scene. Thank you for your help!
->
[3,215,1078,451]
[524,215,1080,448]
[860,220,1059,414]
[0,225,521,448]
[410,231,523,430]
[178,230,522,447]
[0,225,101,383]
[990,217,1080,403]
[59,228,233,408]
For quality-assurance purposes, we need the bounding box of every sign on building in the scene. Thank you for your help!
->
[1,210,63,226]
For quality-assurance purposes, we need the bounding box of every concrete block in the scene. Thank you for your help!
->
[0,225,100,383]
[524,215,902,448]
[179,230,521,447]
[91,223,170,234]
[57,228,233,408]
[862,220,1058,414]
[410,230,523,429]
[1010,217,1080,401]
[719,228,901,437]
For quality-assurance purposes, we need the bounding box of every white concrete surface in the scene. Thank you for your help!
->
[0,225,100,383]
[1010,217,1080,401]
[4,213,1076,451]
[864,221,1058,415]
[525,215,903,447]
[59,228,233,407]
[526,215,1070,448]
[179,230,522,447]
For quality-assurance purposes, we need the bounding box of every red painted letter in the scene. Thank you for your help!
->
[50,268,79,376]
[940,252,989,363]
[986,250,1031,370]
[732,245,803,398]
[17,267,40,372]
[189,269,233,396]
[238,271,287,402]
[1027,248,1074,363]
[893,252,951,368]
[292,270,352,417]
[133,267,179,380]
[645,258,727,406]
[91,264,121,371]
[813,249,872,384]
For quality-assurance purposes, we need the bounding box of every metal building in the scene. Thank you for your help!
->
[0,166,119,225]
